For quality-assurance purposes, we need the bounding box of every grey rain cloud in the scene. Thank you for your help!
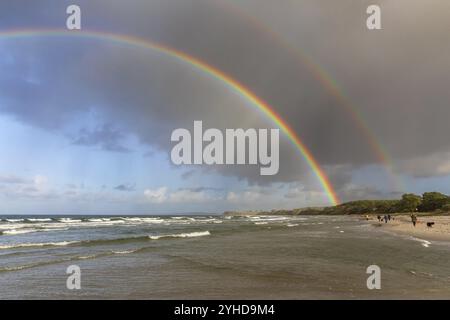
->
[0,175,29,184]
[1,0,450,194]
[114,184,136,192]
[72,124,131,153]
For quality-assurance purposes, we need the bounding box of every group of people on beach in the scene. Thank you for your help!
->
[367,213,418,227]
[376,213,418,226]
[377,214,392,223]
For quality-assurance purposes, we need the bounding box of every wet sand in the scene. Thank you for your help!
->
[370,215,450,242]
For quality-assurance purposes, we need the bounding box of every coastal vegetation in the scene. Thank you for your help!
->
[224,192,450,216]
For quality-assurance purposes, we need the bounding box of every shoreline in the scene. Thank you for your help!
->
[367,215,450,242]
[223,210,450,242]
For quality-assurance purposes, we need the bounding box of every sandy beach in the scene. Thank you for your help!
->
[370,214,450,242]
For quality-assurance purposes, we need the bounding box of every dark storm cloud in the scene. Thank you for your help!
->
[1,0,450,192]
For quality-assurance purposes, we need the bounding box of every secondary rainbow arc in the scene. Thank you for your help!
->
[214,0,404,192]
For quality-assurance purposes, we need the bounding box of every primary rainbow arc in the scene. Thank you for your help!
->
[0,28,340,205]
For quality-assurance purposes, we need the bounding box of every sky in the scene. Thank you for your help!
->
[0,0,449,214]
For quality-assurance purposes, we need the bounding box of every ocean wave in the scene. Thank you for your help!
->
[0,217,222,230]
[112,248,140,254]
[1,227,69,236]
[58,218,82,223]
[0,241,78,250]
[149,231,211,240]
[256,216,290,221]
[2,229,38,235]
[0,224,28,230]
[25,218,53,222]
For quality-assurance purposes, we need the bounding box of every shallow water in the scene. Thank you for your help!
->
[0,215,449,299]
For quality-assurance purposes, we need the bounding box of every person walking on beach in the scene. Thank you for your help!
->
[411,213,417,227]
[388,214,391,221]
[384,215,388,223]
[377,215,381,222]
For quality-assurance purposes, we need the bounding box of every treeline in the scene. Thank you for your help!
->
[224,192,450,216]
[313,192,450,215]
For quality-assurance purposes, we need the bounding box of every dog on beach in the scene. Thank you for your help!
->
[426,222,435,228]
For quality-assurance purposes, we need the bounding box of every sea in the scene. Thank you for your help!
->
[0,214,449,299]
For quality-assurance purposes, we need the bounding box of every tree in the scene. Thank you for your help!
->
[399,193,422,212]
[419,192,450,212]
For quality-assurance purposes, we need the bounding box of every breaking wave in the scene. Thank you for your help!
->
[0,241,78,250]
[149,231,211,240]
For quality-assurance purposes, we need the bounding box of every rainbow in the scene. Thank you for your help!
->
[214,0,404,192]
[0,28,340,205]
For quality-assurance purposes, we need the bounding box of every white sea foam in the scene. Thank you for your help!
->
[3,227,69,235]
[112,249,139,254]
[286,224,299,227]
[5,219,24,223]
[121,217,165,224]
[0,224,28,230]
[122,217,142,222]
[0,241,78,250]
[411,237,431,248]
[2,229,37,235]
[58,218,82,223]
[259,216,289,221]
[149,231,211,240]
[78,254,99,260]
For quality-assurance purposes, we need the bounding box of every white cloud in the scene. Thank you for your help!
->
[226,190,265,203]
[33,175,48,186]
[0,173,55,199]
[169,189,216,203]
[143,187,220,204]
[223,183,334,210]
[144,187,168,203]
